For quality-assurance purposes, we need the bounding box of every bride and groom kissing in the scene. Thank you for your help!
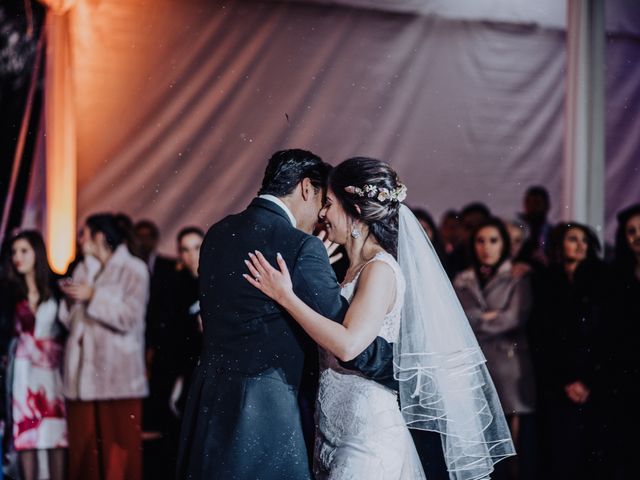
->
[176,149,515,480]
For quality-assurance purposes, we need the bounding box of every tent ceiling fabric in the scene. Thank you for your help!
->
[282,0,640,35]
[32,0,640,255]
[283,0,568,28]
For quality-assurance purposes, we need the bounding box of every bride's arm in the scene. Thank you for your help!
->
[244,251,395,362]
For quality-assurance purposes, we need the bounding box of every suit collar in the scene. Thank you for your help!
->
[249,197,296,226]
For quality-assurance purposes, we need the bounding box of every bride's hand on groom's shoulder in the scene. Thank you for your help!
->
[243,251,294,304]
[316,230,343,265]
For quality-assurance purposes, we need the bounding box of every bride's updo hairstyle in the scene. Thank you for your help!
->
[329,157,406,257]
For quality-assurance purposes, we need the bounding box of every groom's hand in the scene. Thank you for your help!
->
[244,251,294,305]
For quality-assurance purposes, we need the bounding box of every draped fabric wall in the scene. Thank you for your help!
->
[605,34,640,236]
[26,0,640,255]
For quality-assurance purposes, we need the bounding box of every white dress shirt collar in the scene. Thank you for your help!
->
[258,195,297,227]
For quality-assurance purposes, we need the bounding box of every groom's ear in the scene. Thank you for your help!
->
[300,177,313,201]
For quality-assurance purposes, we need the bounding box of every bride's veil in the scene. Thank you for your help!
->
[395,204,516,480]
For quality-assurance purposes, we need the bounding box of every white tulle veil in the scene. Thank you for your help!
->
[395,204,516,480]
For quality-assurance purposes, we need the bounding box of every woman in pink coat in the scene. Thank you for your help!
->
[59,213,149,480]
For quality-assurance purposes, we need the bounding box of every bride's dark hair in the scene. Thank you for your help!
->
[329,157,403,257]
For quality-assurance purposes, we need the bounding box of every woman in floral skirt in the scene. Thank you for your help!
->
[2,230,67,480]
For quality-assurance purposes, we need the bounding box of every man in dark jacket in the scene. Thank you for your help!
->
[176,149,394,480]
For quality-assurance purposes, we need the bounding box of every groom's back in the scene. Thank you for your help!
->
[178,150,338,480]
[198,198,312,385]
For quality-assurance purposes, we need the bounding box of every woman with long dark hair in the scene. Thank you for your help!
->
[243,157,514,480]
[1,231,67,480]
[58,213,149,480]
[454,218,537,479]
[609,204,640,478]
[539,222,609,479]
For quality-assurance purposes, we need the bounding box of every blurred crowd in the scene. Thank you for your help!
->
[0,216,203,480]
[0,185,638,480]
[411,189,640,480]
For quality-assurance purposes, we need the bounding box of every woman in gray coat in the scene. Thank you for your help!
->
[454,217,536,480]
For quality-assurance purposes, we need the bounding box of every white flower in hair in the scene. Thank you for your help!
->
[344,186,364,197]
[377,188,391,202]
[393,184,408,202]
[362,185,375,198]
[345,183,408,203]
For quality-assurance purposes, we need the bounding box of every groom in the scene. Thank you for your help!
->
[176,149,395,479]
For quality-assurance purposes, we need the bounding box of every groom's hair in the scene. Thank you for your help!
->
[258,149,331,197]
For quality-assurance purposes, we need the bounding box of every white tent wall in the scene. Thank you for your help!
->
[605,32,640,242]
[24,0,640,256]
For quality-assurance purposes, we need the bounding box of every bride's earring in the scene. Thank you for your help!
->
[351,226,361,239]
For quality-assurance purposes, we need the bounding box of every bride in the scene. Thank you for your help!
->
[244,157,515,479]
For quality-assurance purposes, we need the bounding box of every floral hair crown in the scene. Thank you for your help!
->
[344,183,408,203]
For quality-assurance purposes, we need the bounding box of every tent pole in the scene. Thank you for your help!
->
[563,0,606,243]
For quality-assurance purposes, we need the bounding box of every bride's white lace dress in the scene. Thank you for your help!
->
[314,252,426,480]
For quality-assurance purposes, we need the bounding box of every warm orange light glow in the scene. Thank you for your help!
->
[46,201,76,274]
[45,10,76,274]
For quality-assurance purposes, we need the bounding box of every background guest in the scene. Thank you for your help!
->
[454,218,536,480]
[518,186,553,266]
[446,202,491,278]
[412,207,447,263]
[134,220,179,444]
[134,219,177,363]
[64,213,140,278]
[171,226,205,413]
[439,210,464,255]
[0,231,67,480]
[59,213,149,480]
[63,236,84,278]
[538,222,609,479]
[609,204,640,479]
[144,226,204,480]
[115,213,142,258]
[505,219,529,261]
[505,218,552,288]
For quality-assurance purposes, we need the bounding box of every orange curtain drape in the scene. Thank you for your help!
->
[39,0,77,272]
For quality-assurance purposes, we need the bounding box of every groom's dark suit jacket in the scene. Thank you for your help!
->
[176,198,395,480]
